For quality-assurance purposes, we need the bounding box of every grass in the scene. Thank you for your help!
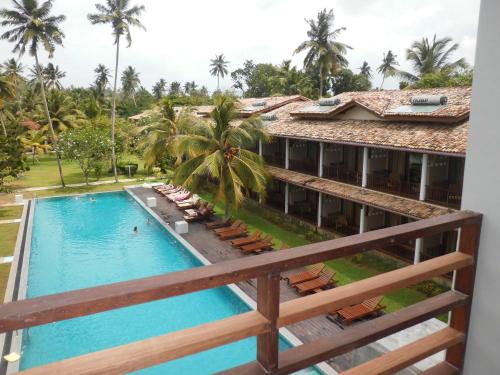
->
[5,154,149,190]
[0,205,23,220]
[201,194,448,322]
[0,223,19,257]
[0,264,10,301]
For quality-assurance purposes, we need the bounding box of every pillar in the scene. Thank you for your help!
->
[419,153,429,201]
[319,142,324,177]
[285,138,290,170]
[317,192,322,227]
[359,205,367,234]
[362,146,369,188]
[284,183,289,214]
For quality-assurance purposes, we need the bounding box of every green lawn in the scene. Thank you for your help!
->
[5,154,150,189]
[0,264,10,301]
[0,205,23,220]
[0,223,19,257]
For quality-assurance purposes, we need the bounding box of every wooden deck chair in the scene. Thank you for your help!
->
[217,225,248,240]
[285,264,325,286]
[336,296,385,326]
[229,230,262,246]
[294,268,336,294]
[213,220,243,234]
[239,235,274,253]
[206,217,233,230]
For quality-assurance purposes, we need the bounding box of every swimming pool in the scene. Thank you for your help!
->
[22,191,320,374]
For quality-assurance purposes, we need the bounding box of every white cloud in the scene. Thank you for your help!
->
[0,0,480,93]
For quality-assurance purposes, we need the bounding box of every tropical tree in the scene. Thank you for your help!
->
[209,54,229,91]
[377,50,399,89]
[19,130,51,164]
[1,58,24,87]
[0,75,15,136]
[152,78,166,100]
[42,63,65,90]
[295,8,351,97]
[173,95,269,218]
[169,81,181,96]
[404,35,468,82]
[358,61,372,79]
[121,65,140,105]
[94,64,111,102]
[135,98,205,170]
[36,90,88,133]
[0,0,67,186]
[88,0,145,182]
[0,134,25,190]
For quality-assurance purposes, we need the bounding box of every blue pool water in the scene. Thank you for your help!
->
[22,191,318,374]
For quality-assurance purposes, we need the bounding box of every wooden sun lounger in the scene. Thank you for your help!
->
[213,220,243,234]
[229,230,262,246]
[217,225,248,240]
[206,218,233,230]
[285,264,325,286]
[239,235,274,253]
[335,296,386,326]
[294,269,336,294]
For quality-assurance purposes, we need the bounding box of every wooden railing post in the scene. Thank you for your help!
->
[257,272,280,373]
[446,220,482,370]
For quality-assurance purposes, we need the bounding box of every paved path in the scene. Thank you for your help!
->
[18,176,158,192]
[0,219,21,224]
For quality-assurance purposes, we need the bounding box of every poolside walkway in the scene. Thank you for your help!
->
[18,176,158,192]
[129,186,391,373]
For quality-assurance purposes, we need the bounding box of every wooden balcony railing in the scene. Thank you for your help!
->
[0,211,481,375]
[426,185,463,209]
[323,165,362,186]
[289,159,319,175]
[366,173,421,199]
[263,154,286,168]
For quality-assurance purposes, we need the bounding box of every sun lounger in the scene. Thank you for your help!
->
[206,217,233,230]
[229,230,262,246]
[176,195,200,209]
[294,268,336,294]
[213,220,243,234]
[285,264,325,286]
[167,190,190,202]
[217,225,248,240]
[239,235,274,253]
[183,207,214,223]
[335,296,385,326]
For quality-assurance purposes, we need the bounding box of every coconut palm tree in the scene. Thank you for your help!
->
[19,130,51,164]
[0,0,67,186]
[1,58,24,87]
[169,81,181,95]
[0,75,15,136]
[295,8,351,97]
[377,50,399,89]
[152,78,166,100]
[43,63,65,90]
[358,61,372,79]
[94,64,111,103]
[36,90,88,133]
[135,98,205,169]
[88,0,145,182]
[404,35,468,82]
[174,95,269,218]
[121,66,140,105]
[209,54,229,91]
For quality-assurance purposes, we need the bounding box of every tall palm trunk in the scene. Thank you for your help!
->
[35,53,65,187]
[0,112,7,137]
[319,62,324,98]
[110,36,120,182]
[217,74,220,91]
[380,75,386,90]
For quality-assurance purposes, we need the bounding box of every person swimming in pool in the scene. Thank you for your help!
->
[90,197,96,202]
[133,226,138,234]
[146,218,152,225]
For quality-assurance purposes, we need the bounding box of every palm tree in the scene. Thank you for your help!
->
[36,90,88,133]
[295,8,351,97]
[121,65,140,105]
[19,130,51,164]
[43,63,65,90]
[174,95,269,218]
[377,50,399,89]
[358,61,372,79]
[209,54,229,91]
[1,58,24,87]
[404,35,468,81]
[152,78,166,100]
[169,81,181,95]
[0,0,66,186]
[94,64,110,100]
[88,0,145,182]
[0,75,15,136]
[135,98,205,169]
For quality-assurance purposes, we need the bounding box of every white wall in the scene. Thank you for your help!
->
[462,0,500,373]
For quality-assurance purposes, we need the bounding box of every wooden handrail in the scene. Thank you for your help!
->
[340,328,464,375]
[0,211,480,333]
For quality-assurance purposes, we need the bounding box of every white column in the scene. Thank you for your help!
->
[258,140,263,156]
[318,142,324,177]
[419,153,429,201]
[285,138,290,170]
[317,192,322,227]
[284,183,289,214]
[362,146,369,188]
[359,205,367,234]
[414,153,429,264]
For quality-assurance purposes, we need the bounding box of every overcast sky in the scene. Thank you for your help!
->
[0,0,480,93]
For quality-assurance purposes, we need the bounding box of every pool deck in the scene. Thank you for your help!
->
[128,186,395,373]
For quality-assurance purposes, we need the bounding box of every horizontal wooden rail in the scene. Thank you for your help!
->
[18,311,269,375]
[219,291,469,375]
[340,327,464,375]
[420,362,459,375]
[278,252,472,327]
[0,211,480,333]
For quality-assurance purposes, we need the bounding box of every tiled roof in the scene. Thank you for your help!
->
[269,166,455,220]
[265,118,468,155]
[291,87,471,123]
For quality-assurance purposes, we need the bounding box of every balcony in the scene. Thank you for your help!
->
[366,172,421,199]
[426,184,462,209]
[323,164,362,186]
[0,211,480,374]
